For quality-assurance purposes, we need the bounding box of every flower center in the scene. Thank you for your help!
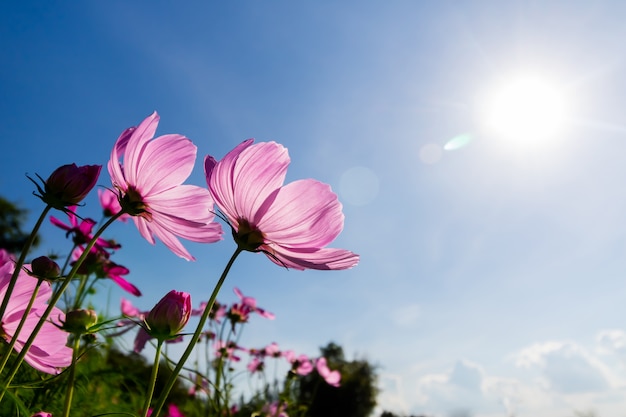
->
[234,219,265,252]
[120,186,152,221]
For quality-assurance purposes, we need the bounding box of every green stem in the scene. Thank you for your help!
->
[0,279,43,375]
[150,247,243,417]
[0,205,51,319]
[71,273,90,311]
[142,339,164,417]
[62,334,81,417]
[0,212,122,400]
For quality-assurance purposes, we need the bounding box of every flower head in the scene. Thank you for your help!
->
[316,357,341,387]
[31,163,101,209]
[145,290,192,341]
[284,350,313,375]
[50,206,120,250]
[204,140,359,270]
[0,250,72,374]
[108,112,222,260]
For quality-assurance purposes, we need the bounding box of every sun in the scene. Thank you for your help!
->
[481,74,568,145]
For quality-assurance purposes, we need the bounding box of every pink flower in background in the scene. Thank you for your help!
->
[264,342,282,358]
[233,287,275,319]
[262,402,288,417]
[102,261,140,296]
[284,350,313,375]
[191,300,226,323]
[108,112,222,260]
[30,413,52,417]
[51,206,120,250]
[0,250,72,374]
[214,340,242,362]
[147,404,184,417]
[247,356,264,373]
[316,357,341,387]
[115,298,150,352]
[71,246,141,296]
[204,140,359,270]
[98,188,130,222]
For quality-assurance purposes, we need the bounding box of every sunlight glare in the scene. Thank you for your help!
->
[483,75,567,145]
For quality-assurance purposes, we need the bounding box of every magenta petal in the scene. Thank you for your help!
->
[124,112,160,186]
[268,246,359,271]
[134,328,152,353]
[135,134,196,196]
[259,179,344,249]
[109,274,142,296]
[231,142,290,223]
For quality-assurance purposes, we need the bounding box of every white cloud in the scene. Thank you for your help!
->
[596,329,626,356]
[512,341,616,394]
[413,360,511,416]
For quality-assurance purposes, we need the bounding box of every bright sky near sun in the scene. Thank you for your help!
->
[3,2,626,416]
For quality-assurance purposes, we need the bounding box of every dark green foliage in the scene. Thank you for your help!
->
[380,412,430,417]
[297,342,378,417]
[0,196,38,254]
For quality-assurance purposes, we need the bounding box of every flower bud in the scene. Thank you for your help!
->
[145,290,191,341]
[42,163,102,208]
[62,309,98,334]
[30,256,61,280]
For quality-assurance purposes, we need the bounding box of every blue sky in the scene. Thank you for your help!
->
[3,1,626,416]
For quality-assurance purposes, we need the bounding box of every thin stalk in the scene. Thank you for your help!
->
[150,247,243,417]
[0,205,51,319]
[142,339,164,417]
[61,334,81,417]
[0,279,43,375]
[0,212,122,400]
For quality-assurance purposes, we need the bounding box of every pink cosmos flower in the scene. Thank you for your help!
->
[98,188,130,222]
[50,206,120,250]
[71,246,141,296]
[0,250,72,374]
[262,402,289,417]
[284,350,313,375]
[233,287,275,319]
[247,356,264,373]
[30,413,52,417]
[316,357,341,387]
[204,140,359,270]
[214,340,242,362]
[147,404,185,417]
[108,112,222,261]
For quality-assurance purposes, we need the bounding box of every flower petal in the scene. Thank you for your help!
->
[266,246,359,270]
[123,112,160,186]
[134,134,196,196]
[207,140,290,227]
[260,180,344,249]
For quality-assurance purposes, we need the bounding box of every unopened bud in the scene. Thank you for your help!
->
[145,290,191,341]
[39,163,102,209]
[63,309,98,334]
[30,256,61,280]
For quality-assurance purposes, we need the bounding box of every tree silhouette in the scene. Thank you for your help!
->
[0,196,38,254]
[297,342,378,417]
